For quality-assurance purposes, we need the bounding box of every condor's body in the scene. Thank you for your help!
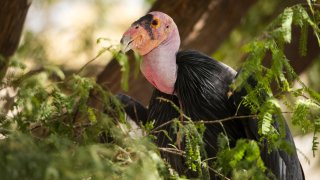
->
[119,12,304,179]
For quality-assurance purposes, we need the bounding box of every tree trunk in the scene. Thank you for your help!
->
[0,0,31,80]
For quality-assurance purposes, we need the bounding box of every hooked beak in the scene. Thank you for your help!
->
[120,35,134,53]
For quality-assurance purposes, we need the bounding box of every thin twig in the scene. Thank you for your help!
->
[152,129,169,134]
[301,93,320,107]
[158,147,185,157]
[207,166,231,180]
[76,46,113,75]
[160,145,230,179]
[156,97,192,121]
[197,114,257,125]
[150,111,293,134]
[202,157,217,162]
[150,119,177,134]
[150,114,257,134]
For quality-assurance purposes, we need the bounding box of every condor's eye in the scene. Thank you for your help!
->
[151,18,160,28]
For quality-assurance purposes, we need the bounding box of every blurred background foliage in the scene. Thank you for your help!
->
[17,0,150,77]
[0,0,320,179]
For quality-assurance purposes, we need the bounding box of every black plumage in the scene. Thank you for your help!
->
[118,50,304,179]
[115,94,148,122]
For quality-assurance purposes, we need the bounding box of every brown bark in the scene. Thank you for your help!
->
[0,0,31,80]
[181,0,257,54]
[97,0,258,105]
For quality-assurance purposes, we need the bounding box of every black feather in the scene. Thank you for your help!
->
[116,93,148,124]
[145,50,304,179]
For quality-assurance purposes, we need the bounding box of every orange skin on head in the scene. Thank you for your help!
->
[122,13,175,56]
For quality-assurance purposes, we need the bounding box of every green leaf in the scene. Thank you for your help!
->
[133,51,142,79]
[261,112,272,135]
[292,99,312,133]
[299,22,308,56]
[87,107,97,123]
[44,65,65,80]
[281,8,293,43]
[312,117,320,157]
[307,88,320,104]
[306,0,315,15]
[215,139,268,179]
[115,53,129,91]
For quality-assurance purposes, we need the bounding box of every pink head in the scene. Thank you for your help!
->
[121,11,179,56]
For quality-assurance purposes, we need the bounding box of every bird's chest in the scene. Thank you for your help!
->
[140,58,176,94]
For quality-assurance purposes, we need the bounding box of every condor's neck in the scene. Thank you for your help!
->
[141,29,180,94]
